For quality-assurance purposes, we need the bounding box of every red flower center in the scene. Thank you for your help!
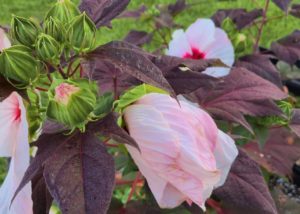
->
[183,48,206,60]
[14,107,21,121]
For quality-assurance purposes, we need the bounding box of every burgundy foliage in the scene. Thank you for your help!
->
[211,8,263,29]
[271,30,300,65]
[214,150,278,214]
[244,128,300,177]
[271,0,292,12]
[123,30,153,47]
[192,67,287,131]
[79,0,130,27]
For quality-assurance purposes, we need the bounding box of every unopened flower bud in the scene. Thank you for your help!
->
[36,33,61,63]
[45,0,80,26]
[47,78,98,129]
[68,12,96,53]
[0,45,40,87]
[11,16,41,47]
[43,17,66,43]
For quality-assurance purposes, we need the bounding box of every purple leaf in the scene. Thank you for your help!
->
[124,30,153,47]
[168,0,187,16]
[43,132,115,214]
[79,0,130,28]
[289,109,300,137]
[87,41,177,98]
[290,4,300,18]
[82,58,139,96]
[271,0,292,12]
[164,68,217,94]
[214,150,277,214]
[211,8,263,29]
[118,5,147,19]
[236,54,283,88]
[244,128,300,177]
[271,30,300,65]
[193,67,287,131]
[31,173,53,214]
[88,113,139,149]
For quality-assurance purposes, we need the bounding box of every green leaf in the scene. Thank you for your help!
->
[115,83,167,113]
[93,92,114,118]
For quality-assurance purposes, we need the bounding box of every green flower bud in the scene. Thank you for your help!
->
[68,12,96,53]
[0,45,40,87]
[36,33,61,63]
[47,78,98,130]
[43,17,66,43]
[11,16,41,47]
[45,0,80,26]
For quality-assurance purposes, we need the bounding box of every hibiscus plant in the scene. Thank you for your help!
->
[1,0,300,214]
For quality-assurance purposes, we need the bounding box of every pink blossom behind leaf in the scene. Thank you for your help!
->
[124,93,238,210]
[167,19,234,77]
[0,92,33,214]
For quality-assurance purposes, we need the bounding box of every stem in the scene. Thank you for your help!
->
[253,0,270,53]
[126,172,142,204]
[206,199,225,214]
[115,178,144,186]
[67,58,76,77]
[57,65,67,79]
[35,87,48,92]
[69,63,81,77]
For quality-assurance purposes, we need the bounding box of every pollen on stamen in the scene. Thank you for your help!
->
[183,47,206,60]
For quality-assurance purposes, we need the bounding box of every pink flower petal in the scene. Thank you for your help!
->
[0,28,11,51]
[214,130,238,187]
[166,29,192,57]
[203,28,234,77]
[0,92,33,214]
[185,19,215,52]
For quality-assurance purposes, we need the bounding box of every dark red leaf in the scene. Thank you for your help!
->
[236,54,282,88]
[151,55,225,73]
[193,67,287,131]
[124,30,153,47]
[290,4,300,18]
[0,76,25,101]
[87,41,177,98]
[79,0,130,27]
[214,150,277,214]
[82,58,139,96]
[211,8,263,29]
[43,132,115,214]
[168,0,187,16]
[289,109,300,138]
[42,120,67,134]
[12,133,74,203]
[271,30,300,65]
[88,113,139,149]
[164,68,217,94]
[244,128,300,177]
[31,173,53,214]
[119,5,147,19]
[271,0,292,12]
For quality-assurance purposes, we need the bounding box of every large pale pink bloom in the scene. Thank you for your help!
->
[166,19,234,77]
[124,93,238,210]
[0,92,33,214]
[0,28,11,51]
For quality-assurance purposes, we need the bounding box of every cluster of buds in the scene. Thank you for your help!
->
[0,0,99,131]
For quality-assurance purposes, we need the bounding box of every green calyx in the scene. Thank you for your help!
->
[45,0,80,27]
[67,12,96,54]
[11,15,41,47]
[46,78,98,131]
[0,45,40,88]
[43,17,66,43]
[35,33,61,64]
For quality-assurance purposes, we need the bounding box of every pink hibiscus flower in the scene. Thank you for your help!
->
[124,93,238,210]
[0,27,32,214]
[167,19,234,77]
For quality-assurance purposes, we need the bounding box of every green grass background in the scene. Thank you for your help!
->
[1,0,300,187]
